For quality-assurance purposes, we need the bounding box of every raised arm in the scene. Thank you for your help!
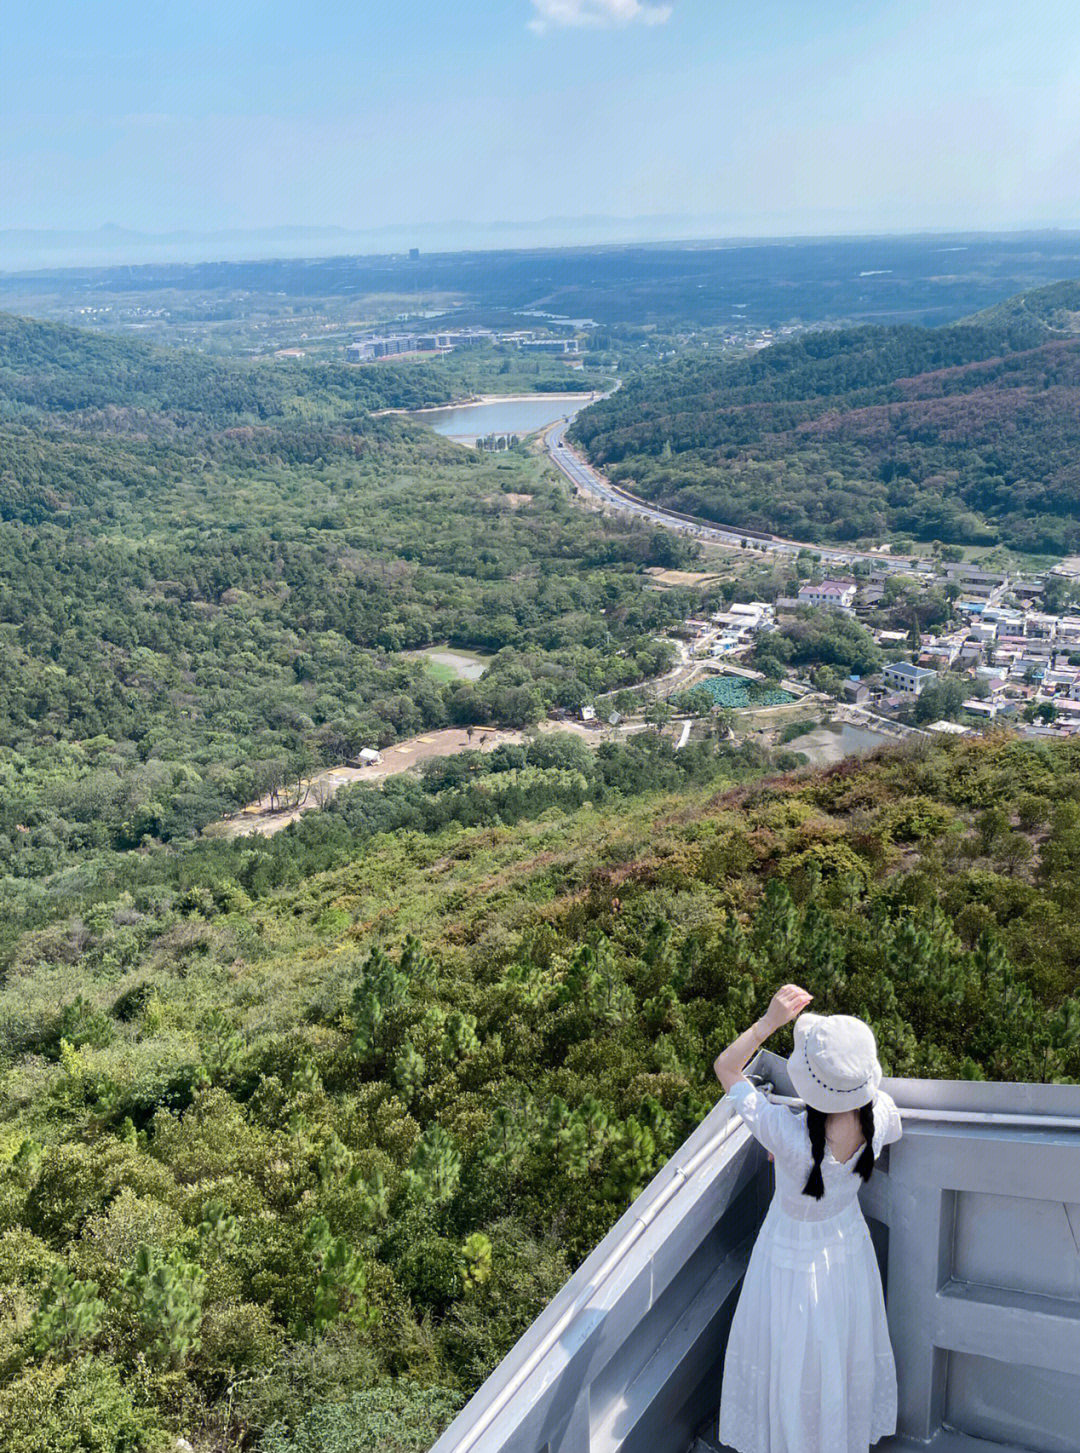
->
[713,984,813,1092]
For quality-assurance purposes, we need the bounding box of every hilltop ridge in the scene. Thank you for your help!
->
[967,277,1080,333]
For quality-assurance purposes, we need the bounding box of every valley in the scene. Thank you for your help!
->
[3,265,1080,1453]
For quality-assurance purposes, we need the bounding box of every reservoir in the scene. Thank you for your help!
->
[784,721,898,765]
[411,393,598,441]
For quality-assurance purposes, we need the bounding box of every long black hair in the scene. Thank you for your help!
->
[803,1103,876,1199]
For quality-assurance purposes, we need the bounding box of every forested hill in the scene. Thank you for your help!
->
[0,730,1079,1448]
[0,311,460,422]
[570,282,1080,552]
[0,312,689,911]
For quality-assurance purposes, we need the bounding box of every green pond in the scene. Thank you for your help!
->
[692,676,797,709]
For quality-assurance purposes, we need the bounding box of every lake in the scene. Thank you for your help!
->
[403,646,491,682]
[784,721,897,765]
[412,394,598,441]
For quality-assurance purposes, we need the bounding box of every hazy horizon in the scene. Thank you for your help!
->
[5,0,1080,269]
[5,218,1080,275]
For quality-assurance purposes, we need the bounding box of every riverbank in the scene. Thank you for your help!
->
[376,390,602,418]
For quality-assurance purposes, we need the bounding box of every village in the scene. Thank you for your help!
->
[681,553,1080,740]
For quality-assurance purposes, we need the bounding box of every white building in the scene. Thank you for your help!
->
[728,601,775,630]
[797,580,857,611]
[882,662,937,696]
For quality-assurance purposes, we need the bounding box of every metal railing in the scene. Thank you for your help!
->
[431,1056,1080,1453]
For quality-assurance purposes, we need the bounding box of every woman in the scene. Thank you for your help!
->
[713,984,901,1453]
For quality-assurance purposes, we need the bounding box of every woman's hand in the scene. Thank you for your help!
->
[760,984,813,1035]
[713,984,812,1090]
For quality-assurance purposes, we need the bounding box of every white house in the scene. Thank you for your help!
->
[728,601,775,630]
[881,662,937,696]
[798,580,857,611]
[712,602,775,634]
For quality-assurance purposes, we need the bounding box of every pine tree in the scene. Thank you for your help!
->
[459,1232,492,1292]
[123,1245,206,1368]
[485,1102,529,1173]
[355,1168,391,1228]
[197,1198,240,1257]
[393,1041,427,1100]
[603,1117,657,1204]
[406,1124,462,1205]
[304,1217,378,1336]
[351,945,409,1057]
[442,1011,480,1064]
[32,1264,106,1355]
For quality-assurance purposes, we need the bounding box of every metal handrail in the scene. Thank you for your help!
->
[439,1103,747,1453]
[765,1091,1080,1131]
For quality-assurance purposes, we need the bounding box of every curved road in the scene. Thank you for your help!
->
[544,419,911,570]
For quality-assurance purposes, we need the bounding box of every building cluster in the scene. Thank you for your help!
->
[346,329,493,362]
[671,550,1080,738]
[704,601,776,656]
[345,329,580,363]
[802,559,1080,733]
[881,599,1080,729]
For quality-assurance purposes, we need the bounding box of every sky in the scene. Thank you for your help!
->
[2,0,1079,252]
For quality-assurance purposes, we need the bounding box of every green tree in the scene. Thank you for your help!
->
[303,1217,378,1338]
[122,1245,206,1369]
[31,1264,106,1356]
[406,1125,462,1205]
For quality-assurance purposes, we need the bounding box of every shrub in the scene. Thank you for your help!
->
[0,1357,168,1452]
[260,1379,464,1453]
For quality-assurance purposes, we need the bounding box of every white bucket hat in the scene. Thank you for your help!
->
[788,1012,882,1113]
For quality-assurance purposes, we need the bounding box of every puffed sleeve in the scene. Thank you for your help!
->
[726,1078,806,1171]
[872,1089,902,1151]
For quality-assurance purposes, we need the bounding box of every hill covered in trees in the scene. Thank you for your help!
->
[570,282,1080,552]
[0,313,689,895]
[1,729,1079,1449]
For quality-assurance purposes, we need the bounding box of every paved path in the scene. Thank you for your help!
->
[543,420,915,570]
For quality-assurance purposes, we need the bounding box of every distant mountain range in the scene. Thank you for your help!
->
[7,221,1080,275]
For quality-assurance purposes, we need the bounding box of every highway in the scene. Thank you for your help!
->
[544,419,910,570]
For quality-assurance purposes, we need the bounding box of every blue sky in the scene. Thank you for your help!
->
[2,0,1079,241]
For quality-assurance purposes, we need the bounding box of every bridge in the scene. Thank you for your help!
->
[430,1052,1080,1453]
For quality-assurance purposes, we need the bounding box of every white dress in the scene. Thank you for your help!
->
[718,1079,902,1453]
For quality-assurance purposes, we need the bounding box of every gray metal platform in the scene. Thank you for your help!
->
[695,1426,1031,1453]
[430,1053,1080,1453]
